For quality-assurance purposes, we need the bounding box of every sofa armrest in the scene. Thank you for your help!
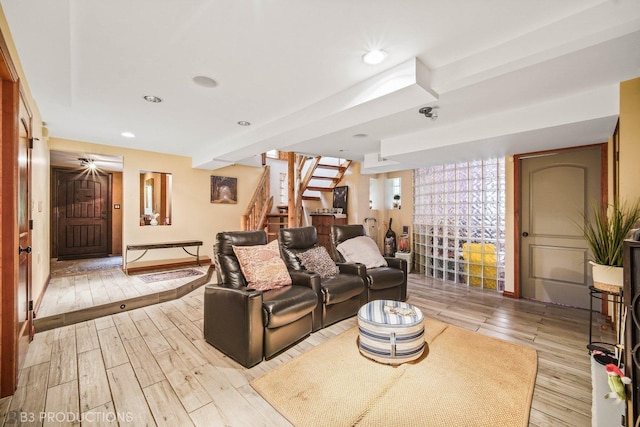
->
[289,270,323,331]
[385,257,407,272]
[290,270,321,291]
[203,284,264,368]
[337,262,367,277]
[384,257,408,301]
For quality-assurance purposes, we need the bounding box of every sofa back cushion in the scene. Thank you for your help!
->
[214,230,267,288]
[331,224,367,261]
[278,226,318,271]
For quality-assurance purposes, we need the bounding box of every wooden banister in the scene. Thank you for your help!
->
[241,166,271,231]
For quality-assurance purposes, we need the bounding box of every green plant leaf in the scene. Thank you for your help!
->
[576,199,640,267]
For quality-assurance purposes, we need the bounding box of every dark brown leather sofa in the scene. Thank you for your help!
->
[278,226,366,331]
[331,224,407,302]
[204,230,318,368]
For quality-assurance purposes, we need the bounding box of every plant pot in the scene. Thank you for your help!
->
[589,261,623,293]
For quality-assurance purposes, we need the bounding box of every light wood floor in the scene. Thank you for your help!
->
[41,258,212,318]
[1,274,613,426]
[35,259,212,331]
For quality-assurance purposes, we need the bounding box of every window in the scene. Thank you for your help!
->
[390,178,401,209]
[279,173,286,204]
[413,159,505,291]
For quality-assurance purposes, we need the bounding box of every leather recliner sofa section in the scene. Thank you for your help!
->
[278,226,366,330]
[331,224,407,302]
[204,230,319,368]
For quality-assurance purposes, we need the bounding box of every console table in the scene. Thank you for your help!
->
[125,240,203,273]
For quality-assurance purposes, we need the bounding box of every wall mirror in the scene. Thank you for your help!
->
[140,171,172,225]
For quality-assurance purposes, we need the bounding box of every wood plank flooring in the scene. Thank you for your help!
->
[35,260,212,331]
[1,274,614,426]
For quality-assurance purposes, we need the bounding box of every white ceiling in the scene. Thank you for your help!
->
[2,0,639,174]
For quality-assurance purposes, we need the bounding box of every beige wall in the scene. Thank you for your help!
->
[338,167,413,250]
[619,77,640,202]
[48,138,264,270]
[1,7,50,305]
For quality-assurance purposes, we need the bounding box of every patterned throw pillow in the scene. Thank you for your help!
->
[337,236,388,269]
[297,246,339,278]
[232,240,292,291]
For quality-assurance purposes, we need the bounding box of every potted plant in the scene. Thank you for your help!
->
[393,194,401,209]
[579,199,640,292]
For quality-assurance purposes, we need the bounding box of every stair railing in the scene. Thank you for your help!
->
[241,166,272,231]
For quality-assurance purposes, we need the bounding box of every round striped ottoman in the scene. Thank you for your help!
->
[357,300,425,365]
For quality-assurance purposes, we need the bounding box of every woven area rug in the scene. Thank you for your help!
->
[51,256,123,277]
[138,268,203,283]
[251,317,538,427]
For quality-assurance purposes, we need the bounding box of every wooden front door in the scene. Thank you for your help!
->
[1,36,33,395]
[54,169,111,259]
[519,145,604,309]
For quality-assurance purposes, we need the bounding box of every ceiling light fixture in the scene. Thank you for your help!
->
[237,121,251,126]
[78,157,97,170]
[418,106,438,120]
[362,49,387,65]
[121,131,135,138]
[143,95,162,103]
[193,75,218,88]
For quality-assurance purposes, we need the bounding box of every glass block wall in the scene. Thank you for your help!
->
[413,159,506,291]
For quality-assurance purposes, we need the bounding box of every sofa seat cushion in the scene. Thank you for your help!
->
[262,286,318,329]
[367,267,405,290]
[321,275,364,305]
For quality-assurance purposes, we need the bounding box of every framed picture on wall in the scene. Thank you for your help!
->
[333,186,348,214]
[211,176,237,204]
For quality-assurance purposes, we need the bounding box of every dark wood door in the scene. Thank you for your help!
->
[55,169,111,259]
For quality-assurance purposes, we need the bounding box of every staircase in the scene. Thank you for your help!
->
[240,166,272,232]
[242,156,353,240]
[301,156,352,201]
[265,206,288,242]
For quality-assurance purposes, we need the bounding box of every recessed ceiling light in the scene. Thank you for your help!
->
[352,133,368,138]
[121,132,135,138]
[143,95,162,103]
[193,76,218,88]
[362,50,387,65]
[237,121,251,126]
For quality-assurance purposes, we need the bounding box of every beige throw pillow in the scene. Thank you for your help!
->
[337,236,388,268]
[232,239,292,291]
[297,246,339,278]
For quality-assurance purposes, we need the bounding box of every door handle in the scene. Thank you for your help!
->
[522,232,529,237]
[19,245,32,255]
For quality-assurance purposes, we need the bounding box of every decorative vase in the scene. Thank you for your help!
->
[150,218,158,226]
[589,261,623,293]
